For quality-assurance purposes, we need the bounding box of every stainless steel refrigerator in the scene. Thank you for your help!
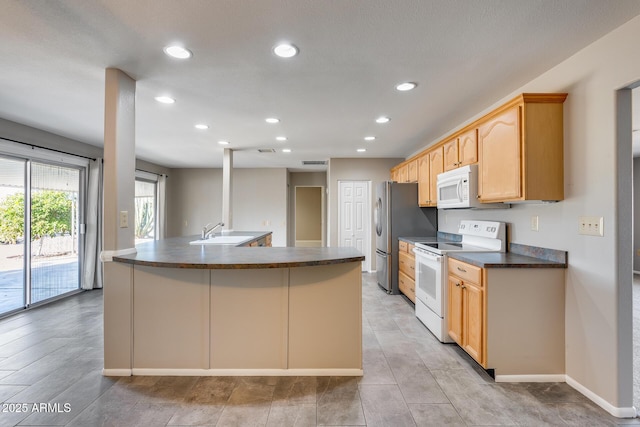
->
[375,181,437,294]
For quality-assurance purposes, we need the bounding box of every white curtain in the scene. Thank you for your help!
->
[157,174,167,239]
[82,158,103,290]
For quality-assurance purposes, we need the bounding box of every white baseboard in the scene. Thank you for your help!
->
[495,374,566,383]
[566,375,637,418]
[102,369,132,376]
[131,368,363,377]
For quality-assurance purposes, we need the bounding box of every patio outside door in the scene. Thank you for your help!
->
[0,156,83,316]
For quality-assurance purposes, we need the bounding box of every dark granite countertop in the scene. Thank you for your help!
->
[448,243,567,269]
[112,233,365,269]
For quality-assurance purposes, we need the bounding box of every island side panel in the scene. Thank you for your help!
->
[486,268,565,378]
[288,262,362,370]
[210,268,288,369]
[132,266,210,369]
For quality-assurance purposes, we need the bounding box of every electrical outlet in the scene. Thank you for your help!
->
[119,211,129,228]
[578,216,603,236]
[531,215,539,232]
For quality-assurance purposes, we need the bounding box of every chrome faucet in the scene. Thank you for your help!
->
[202,222,224,239]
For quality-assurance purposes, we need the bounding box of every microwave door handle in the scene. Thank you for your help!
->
[456,180,463,201]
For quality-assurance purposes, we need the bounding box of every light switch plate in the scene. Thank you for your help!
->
[119,211,129,228]
[578,216,603,236]
[530,215,539,232]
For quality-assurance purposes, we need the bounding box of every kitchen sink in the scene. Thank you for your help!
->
[189,235,253,245]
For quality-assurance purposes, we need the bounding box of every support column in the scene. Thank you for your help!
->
[222,148,233,230]
[102,68,136,375]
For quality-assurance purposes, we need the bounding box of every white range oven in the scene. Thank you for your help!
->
[412,220,506,342]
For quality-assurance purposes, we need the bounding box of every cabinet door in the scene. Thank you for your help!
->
[458,128,478,167]
[398,164,409,183]
[398,250,415,280]
[463,283,484,365]
[429,147,444,206]
[390,168,398,181]
[447,277,463,345]
[478,106,521,201]
[443,138,459,171]
[417,154,430,206]
[407,159,418,182]
[398,271,415,303]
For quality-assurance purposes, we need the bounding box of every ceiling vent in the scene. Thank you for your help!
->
[302,160,328,166]
[258,148,276,153]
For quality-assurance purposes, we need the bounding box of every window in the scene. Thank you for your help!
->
[135,172,158,243]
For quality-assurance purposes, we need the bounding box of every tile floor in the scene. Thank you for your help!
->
[0,272,637,426]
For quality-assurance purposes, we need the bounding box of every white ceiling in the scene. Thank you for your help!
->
[1,1,640,170]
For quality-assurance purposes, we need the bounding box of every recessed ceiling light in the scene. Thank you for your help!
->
[276,136,287,141]
[282,148,292,153]
[273,43,298,58]
[155,96,175,104]
[364,136,376,141]
[376,116,390,124]
[163,45,192,59]
[195,124,209,130]
[396,82,417,91]
[265,117,280,124]
[357,148,366,153]
[218,140,230,145]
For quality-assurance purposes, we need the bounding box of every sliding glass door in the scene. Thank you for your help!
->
[30,163,81,304]
[0,155,84,316]
[0,157,27,314]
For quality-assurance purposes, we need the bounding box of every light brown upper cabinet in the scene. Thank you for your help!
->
[394,163,408,183]
[458,128,478,167]
[417,153,431,206]
[417,148,443,207]
[443,138,459,171]
[478,94,566,203]
[444,129,478,172]
[390,167,399,182]
[429,147,443,205]
[392,93,566,204]
[407,159,418,183]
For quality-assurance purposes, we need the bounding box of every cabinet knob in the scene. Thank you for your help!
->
[461,285,466,289]
[455,282,461,287]
[457,267,467,273]
[476,195,481,199]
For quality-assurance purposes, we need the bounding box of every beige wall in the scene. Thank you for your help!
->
[232,168,288,247]
[413,15,640,414]
[166,167,288,246]
[327,158,403,270]
[166,168,223,237]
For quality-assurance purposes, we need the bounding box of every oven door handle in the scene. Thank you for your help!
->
[413,248,443,262]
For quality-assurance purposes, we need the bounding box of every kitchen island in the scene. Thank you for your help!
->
[104,233,365,377]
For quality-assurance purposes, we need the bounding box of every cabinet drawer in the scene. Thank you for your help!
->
[448,258,481,285]
[398,251,415,279]
[398,271,415,303]
[399,240,408,253]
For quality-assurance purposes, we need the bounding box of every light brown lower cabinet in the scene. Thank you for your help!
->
[447,257,566,380]
[447,259,484,365]
[398,240,415,302]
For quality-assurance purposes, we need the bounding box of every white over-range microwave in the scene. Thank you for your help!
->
[436,164,507,209]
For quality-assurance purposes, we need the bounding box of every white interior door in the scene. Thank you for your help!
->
[338,181,371,271]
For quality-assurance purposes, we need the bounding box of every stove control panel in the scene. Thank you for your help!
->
[458,220,505,239]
